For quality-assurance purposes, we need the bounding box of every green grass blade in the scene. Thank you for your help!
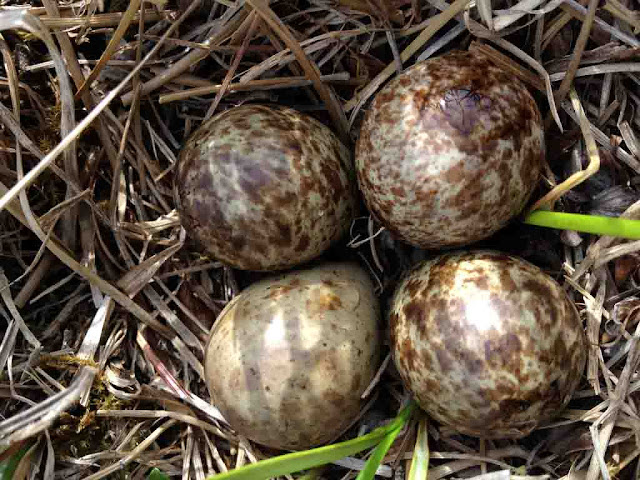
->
[407,416,429,480]
[147,467,170,480]
[0,445,30,480]
[354,423,404,480]
[206,402,416,480]
[524,211,640,239]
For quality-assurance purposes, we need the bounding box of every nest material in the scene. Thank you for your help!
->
[0,0,640,479]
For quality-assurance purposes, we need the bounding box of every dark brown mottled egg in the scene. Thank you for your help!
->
[175,104,357,271]
[390,251,586,438]
[356,51,544,249]
[204,262,380,450]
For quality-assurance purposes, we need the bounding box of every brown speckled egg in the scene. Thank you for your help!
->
[355,51,544,249]
[390,251,586,438]
[175,105,357,271]
[204,262,380,450]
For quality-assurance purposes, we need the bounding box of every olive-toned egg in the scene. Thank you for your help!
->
[390,251,586,438]
[356,51,544,249]
[204,262,380,450]
[175,105,357,271]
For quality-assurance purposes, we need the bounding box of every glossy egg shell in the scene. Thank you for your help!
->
[204,262,381,450]
[175,104,357,271]
[390,251,586,438]
[356,51,544,249]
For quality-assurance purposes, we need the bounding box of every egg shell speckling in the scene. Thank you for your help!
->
[175,104,358,271]
[390,251,586,438]
[204,262,381,450]
[356,51,544,249]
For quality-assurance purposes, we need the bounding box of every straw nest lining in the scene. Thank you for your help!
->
[0,0,639,479]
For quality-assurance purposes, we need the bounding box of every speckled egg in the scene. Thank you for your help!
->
[390,251,586,438]
[356,51,544,249]
[175,104,357,271]
[204,262,380,450]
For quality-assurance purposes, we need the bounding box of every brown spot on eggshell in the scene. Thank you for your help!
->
[390,251,586,438]
[268,284,297,299]
[355,51,544,249]
[296,234,311,253]
[400,337,418,372]
[176,104,357,271]
[404,278,422,297]
[306,290,343,316]
[325,389,345,409]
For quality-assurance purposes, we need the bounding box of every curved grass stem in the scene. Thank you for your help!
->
[524,211,640,239]
[407,416,429,480]
[207,402,416,480]
[355,422,405,480]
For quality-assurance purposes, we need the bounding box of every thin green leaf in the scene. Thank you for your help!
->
[523,211,640,239]
[407,416,429,480]
[206,402,416,480]
[354,422,404,480]
[0,445,30,480]
[147,467,171,480]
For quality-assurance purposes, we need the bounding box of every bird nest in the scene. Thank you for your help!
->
[0,0,640,479]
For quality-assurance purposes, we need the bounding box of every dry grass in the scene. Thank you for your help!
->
[0,0,639,479]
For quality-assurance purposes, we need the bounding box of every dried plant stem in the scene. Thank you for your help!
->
[0,366,97,447]
[159,72,350,103]
[549,63,640,81]
[560,0,640,46]
[39,10,167,29]
[0,34,55,308]
[554,0,598,103]
[416,22,466,62]
[2,9,83,309]
[541,11,572,51]
[587,322,640,480]
[109,86,140,227]
[0,272,40,349]
[344,0,471,117]
[31,3,78,244]
[83,419,179,480]
[96,409,232,440]
[529,88,600,211]
[0,2,198,215]
[246,0,350,143]
[120,4,248,105]
[0,179,172,337]
[137,328,226,423]
[603,0,640,33]
[492,0,553,31]
[134,4,147,195]
[75,0,142,99]
[572,200,640,280]
[42,0,120,172]
[205,12,262,119]
[560,98,640,173]
[13,254,56,308]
